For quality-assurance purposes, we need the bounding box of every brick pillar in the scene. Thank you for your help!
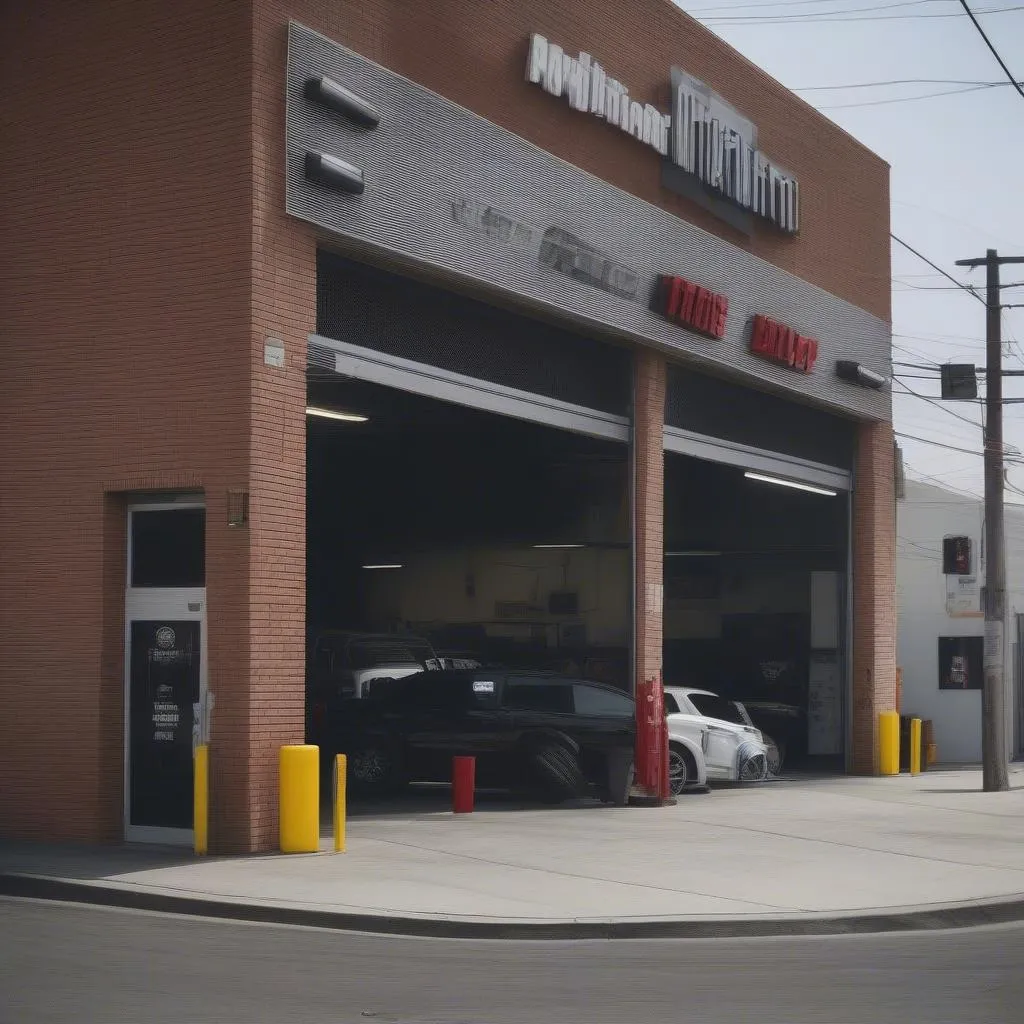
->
[850,419,897,774]
[632,348,669,800]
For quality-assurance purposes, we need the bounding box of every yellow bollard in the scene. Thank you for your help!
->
[194,744,209,856]
[279,744,320,853]
[878,710,900,775]
[334,754,347,853]
[909,718,922,775]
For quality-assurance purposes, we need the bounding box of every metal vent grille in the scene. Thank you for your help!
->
[316,250,632,416]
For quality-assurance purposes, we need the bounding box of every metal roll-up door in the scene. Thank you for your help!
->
[665,364,855,491]
[313,251,631,441]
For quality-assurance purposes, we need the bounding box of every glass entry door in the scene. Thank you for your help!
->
[124,503,206,845]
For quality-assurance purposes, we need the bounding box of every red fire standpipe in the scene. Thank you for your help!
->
[452,755,476,813]
[634,674,669,800]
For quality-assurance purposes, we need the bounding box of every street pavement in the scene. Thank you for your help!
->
[2,768,1024,936]
[2,897,1022,1023]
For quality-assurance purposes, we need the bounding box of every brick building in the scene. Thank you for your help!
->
[1,0,894,853]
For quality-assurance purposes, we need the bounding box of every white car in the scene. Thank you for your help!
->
[663,709,709,796]
[665,686,770,783]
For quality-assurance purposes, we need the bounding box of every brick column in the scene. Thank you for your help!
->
[850,419,897,774]
[632,347,669,800]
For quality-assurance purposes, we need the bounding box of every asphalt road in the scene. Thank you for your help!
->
[2,897,1022,1024]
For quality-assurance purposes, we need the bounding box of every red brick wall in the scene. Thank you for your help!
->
[632,349,667,794]
[1,0,892,850]
[275,0,890,323]
[851,421,897,773]
[0,0,256,846]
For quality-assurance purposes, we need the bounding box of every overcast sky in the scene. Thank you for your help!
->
[677,0,1024,500]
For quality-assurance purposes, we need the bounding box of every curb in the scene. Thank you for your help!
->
[3,872,1024,939]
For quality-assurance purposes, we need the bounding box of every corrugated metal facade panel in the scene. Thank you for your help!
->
[286,22,891,423]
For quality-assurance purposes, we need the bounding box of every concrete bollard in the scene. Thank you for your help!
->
[279,744,320,853]
[879,710,900,776]
[452,755,475,813]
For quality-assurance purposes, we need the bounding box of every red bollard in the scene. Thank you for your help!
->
[452,755,475,813]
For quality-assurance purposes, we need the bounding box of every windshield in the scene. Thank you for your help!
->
[688,693,748,726]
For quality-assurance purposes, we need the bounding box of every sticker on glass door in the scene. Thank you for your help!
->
[129,620,200,831]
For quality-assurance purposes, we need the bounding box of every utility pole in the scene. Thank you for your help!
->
[954,250,1024,792]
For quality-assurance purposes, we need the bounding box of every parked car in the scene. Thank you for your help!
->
[662,711,709,796]
[306,630,440,741]
[664,686,771,782]
[321,669,643,804]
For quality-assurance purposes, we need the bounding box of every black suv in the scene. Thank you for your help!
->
[321,669,636,805]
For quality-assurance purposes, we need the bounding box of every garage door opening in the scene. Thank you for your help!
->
[306,370,632,804]
[663,450,849,772]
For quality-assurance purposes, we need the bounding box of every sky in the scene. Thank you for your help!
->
[676,0,1024,500]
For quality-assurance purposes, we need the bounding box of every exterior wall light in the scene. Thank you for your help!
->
[836,360,887,390]
[304,151,365,195]
[304,76,381,129]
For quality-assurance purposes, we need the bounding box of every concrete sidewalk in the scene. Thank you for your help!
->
[3,767,1024,938]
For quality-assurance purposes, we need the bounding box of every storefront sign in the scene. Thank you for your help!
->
[749,314,818,373]
[525,33,799,233]
[656,274,728,339]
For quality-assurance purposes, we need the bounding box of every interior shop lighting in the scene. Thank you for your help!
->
[305,406,369,423]
[361,563,403,570]
[743,471,837,498]
[532,543,586,549]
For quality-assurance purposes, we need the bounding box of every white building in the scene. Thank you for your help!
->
[897,479,1024,763]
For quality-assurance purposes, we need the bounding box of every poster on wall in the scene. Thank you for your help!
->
[946,575,982,618]
[938,635,983,690]
[129,620,199,830]
[807,652,843,756]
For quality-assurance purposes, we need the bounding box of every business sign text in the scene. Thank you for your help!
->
[526,34,799,234]
[749,314,818,373]
[656,274,728,339]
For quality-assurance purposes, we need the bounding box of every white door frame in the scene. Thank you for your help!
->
[124,501,207,846]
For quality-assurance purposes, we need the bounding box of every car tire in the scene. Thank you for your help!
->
[764,735,785,777]
[346,742,405,795]
[668,743,695,796]
[527,739,588,804]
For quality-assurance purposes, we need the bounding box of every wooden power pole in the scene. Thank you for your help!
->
[955,249,1024,792]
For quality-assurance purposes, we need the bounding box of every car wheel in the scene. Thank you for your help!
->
[667,744,693,796]
[347,743,404,794]
[527,739,588,803]
[764,735,785,777]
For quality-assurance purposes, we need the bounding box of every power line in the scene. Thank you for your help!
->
[896,431,982,455]
[822,82,1003,109]
[702,3,1024,21]
[957,0,1024,99]
[893,378,983,427]
[891,234,987,305]
[793,77,1016,89]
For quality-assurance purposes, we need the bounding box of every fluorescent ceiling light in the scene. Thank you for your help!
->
[361,563,403,570]
[666,551,721,557]
[743,471,837,497]
[533,543,586,549]
[306,406,368,423]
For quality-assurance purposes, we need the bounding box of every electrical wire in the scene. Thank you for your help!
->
[890,235,987,305]
[701,4,1024,21]
[893,379,984,428]
[821,82,1005,108]
[957,0,1024,99]
[793,77,1016,89]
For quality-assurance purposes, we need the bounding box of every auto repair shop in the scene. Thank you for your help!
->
[2,0,894,853]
